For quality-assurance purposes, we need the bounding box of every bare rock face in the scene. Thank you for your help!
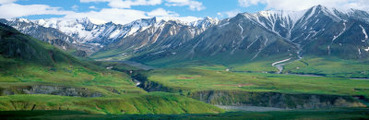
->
[1,85,103,97]
[189,91,366,109]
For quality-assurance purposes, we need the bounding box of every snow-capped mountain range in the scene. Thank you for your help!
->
[0,16,219,55]
[128,5,369,64]
[32,16,219,45]
[1,5,368,63]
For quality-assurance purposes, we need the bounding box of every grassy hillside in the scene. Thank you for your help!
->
[0,93,222,114]
[0,24,74,66]
[283,56,369,78]
[0,23,144,95]
[145,68,369,97]
[0,23,223,114]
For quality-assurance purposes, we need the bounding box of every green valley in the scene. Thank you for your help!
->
[0,23,223,115]
[1,3,369,120]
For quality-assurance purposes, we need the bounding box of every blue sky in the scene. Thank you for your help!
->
[0,0,368,25]
[13,0,265,20]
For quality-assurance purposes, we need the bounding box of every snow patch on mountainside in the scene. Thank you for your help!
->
[219,22,229,27]
[305,6,317,21]
[127,27,140,37]
[332,22,346,41]
[109,29,122,39]
[358,48,362,55]
[238,24,244,39]
[365,47,369,52]
[257,10,306,24]
[359,25,368,42]
[328,21,347,55]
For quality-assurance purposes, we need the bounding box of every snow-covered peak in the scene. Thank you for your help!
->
[123,17,160,37]
[87,18,107,25]
[31,18,115,43]
[309,5,343,21]
[313,4,361,15]
[189,17,219,31]
[156,16,202,25]
[33,17,105,28]
[191,17,219,26]
[7,18,34,24]
[15,18,31,23]
[125,17,157,28]
[301,5,369,21]
[252,9,307,24]
[240,5,365,25]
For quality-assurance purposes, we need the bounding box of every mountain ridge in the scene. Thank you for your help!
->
[125,5,369,68]
[1,5,368,68]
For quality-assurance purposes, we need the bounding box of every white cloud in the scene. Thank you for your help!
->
[0,0,17,4]
[165,0,205,11]
[146,8,201,23]
[147,8,179,17]
[80,0,162,8]
[64,8,148,24]
[64,7,186,25]
[80,0,110,2]
[0,0,199,25]
[89,6,97,9]
[72,5,79,11]
[0,3,73,18]
[238,0,264,8]
[238,0,369,11]
[217,9,241,18]
[81,0,205,11]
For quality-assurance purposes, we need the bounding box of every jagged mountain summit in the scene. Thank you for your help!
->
[126,5,369,66]
[33,17,157,45]
[1,5,368,67]
[32,17,219,46]
[1,17,219,56]
[93,17,220,60]
[238,5,369,59]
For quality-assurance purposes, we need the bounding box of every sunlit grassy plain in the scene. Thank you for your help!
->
[146,68,369,98]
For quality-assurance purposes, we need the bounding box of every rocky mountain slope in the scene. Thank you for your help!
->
[1,5,368,68]
[1,17,219,57]
[128,5,369,67]
[93,17,219,60]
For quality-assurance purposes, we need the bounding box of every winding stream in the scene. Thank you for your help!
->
[272,58,292,74]
[271,42,304,74]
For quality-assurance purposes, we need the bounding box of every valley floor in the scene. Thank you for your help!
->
[1,108,369,120]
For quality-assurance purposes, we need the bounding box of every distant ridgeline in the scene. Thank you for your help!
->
[1,5,369,69]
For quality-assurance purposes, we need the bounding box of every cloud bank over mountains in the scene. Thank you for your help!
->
[0,0,205,24]
[0,0,368,25]
[238,0,369,11]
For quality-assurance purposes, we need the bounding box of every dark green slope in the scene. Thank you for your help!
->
[0,19,88,57]
[0,23,223,114]
[0,22,141,95]
[0,23,79,66]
